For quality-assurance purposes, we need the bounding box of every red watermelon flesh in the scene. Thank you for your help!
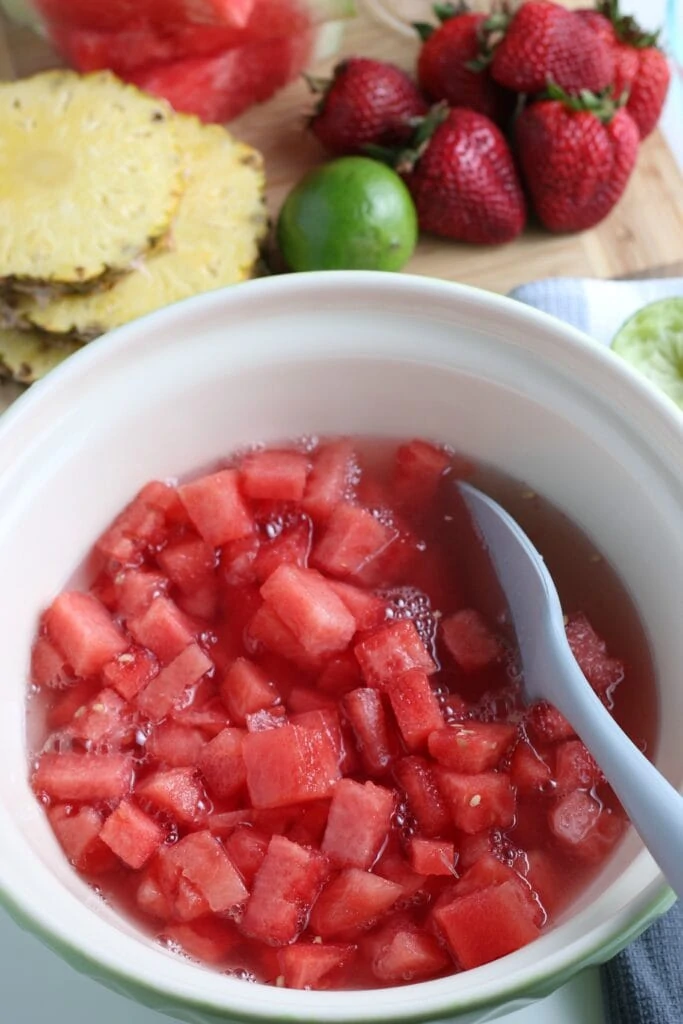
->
[35,0,256,32]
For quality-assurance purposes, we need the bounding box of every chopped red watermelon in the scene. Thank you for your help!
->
[253,520,312,583]
[428,722,517,773]
[435,770,516,833]
[113,570,168,619]
[48,805,117,874]
[354,620,436,688]
[243,721,340,808]
[220,657,280,723]
[157,537,217,595]
[147,721,207,768]
[554,740,602,795]
[326,580,387,631]
[260,565,356,658]
[342,687,399,776]
[198,727,247,801]
[163,831,248,912]
[240,835,329,945]
[33,753,133,803]
[393,440,451,510]
[393,756,451,837]
[549,791,625,862]
[302,441,355,523]
[366,919,450,983]
[321,779,395,869]
[509,740,554,794]
[162,919,241,965]
[128,597,196,666]
[432,881,541,968]
[312,502,398,580]
[46,678,100,731]
[31,636,72,689]
[385,669,444,750]
[35,0,257,32]
[136,767,209,826]
[95,495,166,568]
[278,942,356,990]
[317,653,362,696]
[100,799,166,869]
[451,854,544,926]
[45,592,128,678]
[179,469,253,546]
[137,643,214,721]
[67,687,132,746]
[309,868,402,939]
[220,535,260,587]
[223,825,269,887]
[240,450,309,502]
[527,701,576,745]
[247,603,323,670]
[103,645,159,702]
[565,613,624,694]
[408,838,455,877]
[441,609,504,673]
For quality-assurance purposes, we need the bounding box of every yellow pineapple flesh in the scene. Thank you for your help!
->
[0,326,82,384]
[22,114,268,339]
[0,71,182,295]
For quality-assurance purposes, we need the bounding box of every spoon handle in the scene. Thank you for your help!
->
[550,643,683,900]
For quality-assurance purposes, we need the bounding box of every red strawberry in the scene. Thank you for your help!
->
[515,87,639,232]
[416,5,515,126]
[309,58,427,157]
[488,1,613,96]
[401,106,526,244]
[577,3,670,139]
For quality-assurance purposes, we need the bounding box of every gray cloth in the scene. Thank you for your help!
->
[510,274,683,1024]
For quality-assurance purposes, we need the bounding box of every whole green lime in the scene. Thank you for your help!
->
[277,156,418,273]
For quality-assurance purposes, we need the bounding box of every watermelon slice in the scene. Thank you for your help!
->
[35,0,257,31]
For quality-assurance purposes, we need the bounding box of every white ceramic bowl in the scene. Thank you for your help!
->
[0,272,681,1024]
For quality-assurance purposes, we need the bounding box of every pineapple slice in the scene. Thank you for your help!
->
[0,327,82,384]
[21,114,268,339]
[0,71,182,296]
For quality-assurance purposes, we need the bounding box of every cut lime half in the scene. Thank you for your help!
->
[611,297,683,410]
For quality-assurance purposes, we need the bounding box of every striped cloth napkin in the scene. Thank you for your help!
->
[510,274,682,1024]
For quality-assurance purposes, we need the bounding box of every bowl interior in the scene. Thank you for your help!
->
[0,273,680,1023]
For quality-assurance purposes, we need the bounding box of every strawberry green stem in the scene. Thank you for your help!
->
[544,81,627,123]
[597,0,660,48]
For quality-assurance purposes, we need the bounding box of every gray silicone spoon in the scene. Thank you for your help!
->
[458,480,683,899]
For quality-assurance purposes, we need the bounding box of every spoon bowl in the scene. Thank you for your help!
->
[459,480,683,900]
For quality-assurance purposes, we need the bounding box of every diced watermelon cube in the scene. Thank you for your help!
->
[566,613,624,694]
[47,678,100,731]
[451,854,544,926]
[321,779,395,869]
[156,536,217,594]
[309,868,403,939]
[432,881,541,969]
[178,469,253,546]
[286,799,332,847]
[162,919,241,965]
[138,480,188,523]
[31,636,73,689]
[136,642,214,722]
[223,825,269,887]
[137,861,174,920]
[549,791,626,862]
[33,753,133,803]
[100,799,166,869]
[198,727,247,801]
[290,708,355,776]
[393,756,451,837]
[441,609,504,673]
[128,597,196,665]
[48,805,117,874]
[302,440,355,522]
[45,592,128,678]
[342,687,399,776]
[312,502,398,579]
[220,657,280,724]
[68,687,132,746]
[171,694,230,737]
[524,849,573,917]
[147,721,207,768]
[554,740,602,795]
[287,686,337,714]
[354,620,436,688]
[177,580,220,621]
[373,845,428,901]
[247,603,323,670]
[408,838,455,877]
[318,653,362,697]
[260,565,356,658]
[164,831,248,912]
[435,770,516,833]
[219,535,261,588]
[393,440,451,510]
[246,707,288,732]
[527,701,576,744]
[102,645,159,702]
[253,520,312,583]
[385,669,444,751]
[114,570,168,619]
[95,494,166,567]
[428,723,517,773]
[456,830,502,870]
[36,0,257,32]
[366,919,450,983]
[136,767,209,826]
[278,942,357,990]
[509,740,553,794]
[326,581,387,631]
[240,835,329,945]
[243,721,341,808]
[240,450,309,501]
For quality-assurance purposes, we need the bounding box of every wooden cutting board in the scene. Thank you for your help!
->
[0,5,681,319]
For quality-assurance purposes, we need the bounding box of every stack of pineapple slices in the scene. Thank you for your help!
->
[0,70,268,383]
